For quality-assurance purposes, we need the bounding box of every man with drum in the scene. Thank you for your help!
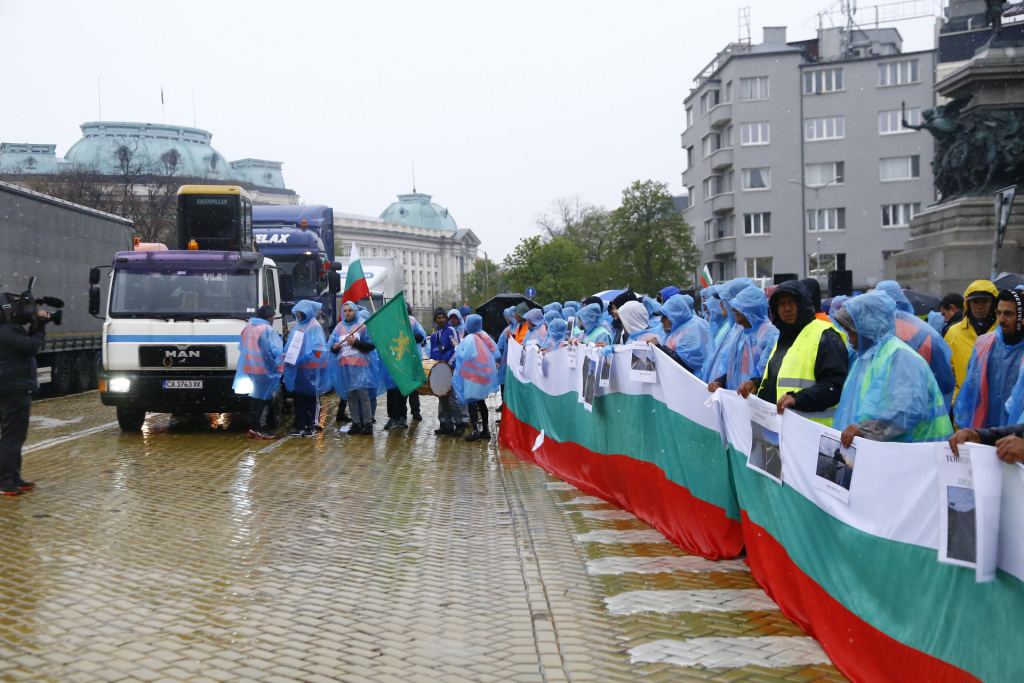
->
[430,307,466,435]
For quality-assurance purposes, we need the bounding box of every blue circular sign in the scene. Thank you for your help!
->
[526,287,537,298]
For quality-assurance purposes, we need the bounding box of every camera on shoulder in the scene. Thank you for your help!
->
[1,277,64,327]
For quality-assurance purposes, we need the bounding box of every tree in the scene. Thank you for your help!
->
[462,258,503,308]
[501,236,590,303]
[534,195,600,241]
[609,180,701,296]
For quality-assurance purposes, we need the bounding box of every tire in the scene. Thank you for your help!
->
[116,406,146,431]
[71,352,91,394]
[89,350,103,390]
[50,353,73,397]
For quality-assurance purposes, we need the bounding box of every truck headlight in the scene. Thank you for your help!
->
[234,377,254,395]
[109,377,131,393]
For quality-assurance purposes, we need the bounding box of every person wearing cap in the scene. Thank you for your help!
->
[953,289,1024,430]
[833,292,952,446]
[233,306,283,439]
[946,280,999,403]
[737,280,848,424]
[430,307,467,435]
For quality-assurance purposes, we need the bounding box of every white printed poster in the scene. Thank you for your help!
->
[936,445,977,570]
[567,343,578,369]
[962,443,1003,583]
[747,397,783,483]
[813,433,856,504]
[284,329,305,365]
[599,354,612,387]
[629,342,657,383]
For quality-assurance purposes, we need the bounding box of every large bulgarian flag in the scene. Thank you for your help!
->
[341,242,371,304]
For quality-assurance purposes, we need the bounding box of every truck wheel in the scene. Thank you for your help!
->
[50,353,73,397]
[89,351,103,390]
[116,406,146,431]
[71,352,91,394]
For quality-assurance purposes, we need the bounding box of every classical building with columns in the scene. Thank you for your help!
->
[335,191,481,320]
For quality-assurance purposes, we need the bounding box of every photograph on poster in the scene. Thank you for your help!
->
[813,434,856,503]
[946,485,977,564]
[747,422,782,483]
[599,355,612,387]
[581,355,597,410]
[629,344,657,383]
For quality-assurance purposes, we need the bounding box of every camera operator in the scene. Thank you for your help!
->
[0,302,50,496]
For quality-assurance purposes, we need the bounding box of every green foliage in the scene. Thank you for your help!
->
[462,258,503,308]
[502,236,594,303]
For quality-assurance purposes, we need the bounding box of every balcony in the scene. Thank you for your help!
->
[711,193,734,214]
[709,103,732,128]
[710,147,733,171]
[711,236,736,256]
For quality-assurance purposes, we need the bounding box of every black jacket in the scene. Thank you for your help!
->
[754,280,848,412]
[0,322,46,394]
[976,423,1024,445]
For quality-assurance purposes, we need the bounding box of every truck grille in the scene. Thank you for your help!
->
[138,345,227,369]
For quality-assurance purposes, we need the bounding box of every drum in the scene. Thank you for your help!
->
[418,360,453,397]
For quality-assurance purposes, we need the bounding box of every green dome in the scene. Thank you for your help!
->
[379,192,458,231]
[64,122,232,179]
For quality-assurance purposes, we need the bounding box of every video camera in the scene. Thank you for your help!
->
[1,277,64,327]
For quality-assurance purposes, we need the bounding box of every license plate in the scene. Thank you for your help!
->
[162,380,203,389]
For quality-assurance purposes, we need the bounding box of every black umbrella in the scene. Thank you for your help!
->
[901,289,942,316]
[475,293,540,341]
[993,273,1024,291]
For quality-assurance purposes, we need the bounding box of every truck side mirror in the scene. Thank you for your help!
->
[89,267,101,285]
[279,301,295,316]
[331,259,343,272]
[88,285,101,317]
[327,271,341,294]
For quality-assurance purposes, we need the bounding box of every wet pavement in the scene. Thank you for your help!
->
[0,392,849,682]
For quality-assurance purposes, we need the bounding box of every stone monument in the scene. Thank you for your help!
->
[888,4,1024,293]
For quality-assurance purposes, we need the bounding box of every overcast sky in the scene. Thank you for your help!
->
[1,0,940,259]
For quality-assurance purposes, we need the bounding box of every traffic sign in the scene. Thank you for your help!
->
[525,286,537,298]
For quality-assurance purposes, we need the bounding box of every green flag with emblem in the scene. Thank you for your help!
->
[362,292,426,396]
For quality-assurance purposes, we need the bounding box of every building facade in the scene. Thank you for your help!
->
[335,191,480,320]
[681,26,936,291]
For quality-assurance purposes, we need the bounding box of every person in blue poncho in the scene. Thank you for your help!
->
[573,303,613,346]
[496,306,518,407]
[521,308,547,347]
[702,285,726,340]
[874,280,956,411]
[707,285,778,391]
[540,318,569,352]
[701,278,753,382]
[615,301,664,346]
[832,292,952,446]
[954,289,1024,430]
[233,305,284,439]
[328,301,381,435]
[657,285,680,305]
[453,314,500,442]
[430,307,469,435]
[283,300,330,437]
[655,294,712,374]
[543,309,561,327]
[382,302,427,429]
[448,309,466,340]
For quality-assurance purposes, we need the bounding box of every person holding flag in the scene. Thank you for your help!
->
[453,314,500,442]
[328,301,381,436]
[380,301,427,428]
[283,300,330,437]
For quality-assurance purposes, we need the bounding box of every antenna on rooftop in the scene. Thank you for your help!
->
[97,77,102,121]
[412,160,416,193]
[739,6,752,46]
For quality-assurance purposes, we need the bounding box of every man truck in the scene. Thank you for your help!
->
[94,185,289,431]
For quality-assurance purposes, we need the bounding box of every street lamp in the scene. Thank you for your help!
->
[790,177,840,278]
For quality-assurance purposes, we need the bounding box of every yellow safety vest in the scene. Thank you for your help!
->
[759,318,837,426]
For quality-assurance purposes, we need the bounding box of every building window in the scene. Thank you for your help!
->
[804,68,843,94]
[419,252,424,266]
[702,171,733,199]
[880,155,921,181]
[808,253,838,277]
[744,213,771,235]
[372,247,377,257]
[700,89,721,115]
[745,256,773,279]
[805,161,844,186]
[881,203,922,227]
[740,122,770,146]
[702,132,726,157]
[382,248,388,256]
[402,250,407,264]
[704,215,735,242]
[685,106,693,129]
[739,76,769,101]
[805,116,844,141]
[741,167,770,191]
[879,108,920,134]
[806,208,846,232]
[683,146,694,171]
[434,254,439,267]
[879,59,919,86]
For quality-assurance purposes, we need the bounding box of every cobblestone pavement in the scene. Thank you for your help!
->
[0,392,849,683]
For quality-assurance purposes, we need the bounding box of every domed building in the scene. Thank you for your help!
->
[0,121,297,204]
[335,190,480,319]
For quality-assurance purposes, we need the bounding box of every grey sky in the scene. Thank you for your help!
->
[1,0,939,259]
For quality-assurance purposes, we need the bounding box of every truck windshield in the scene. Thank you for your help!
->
[276,256,322,300]
[110,268,258,319]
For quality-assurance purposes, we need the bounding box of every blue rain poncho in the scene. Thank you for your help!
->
[543,310,560,325]
[577,303,612,345]
[611,301,664,353]
[833,292,952,443]
[522,308,547,346]
[448,308,465,337]
[875,280,956,409]
[496,306,517,386]
[722,286,778,390]
[232,317,283,400]
[659,285,681,302]
[543,302,562,315]
[642,296,663,322]
[541,319,569,351]
[661,294,713,373]
[283,300,330,395]
[927,310,946,334]
[327,301,381,395]
[953,326,1024,429]
[702,278,753,381]
[563,301,580,313]
[453,314,500,404]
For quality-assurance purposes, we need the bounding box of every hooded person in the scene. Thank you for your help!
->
[430,306,470,435]
[658,285,681,304]
[521,308,547,347]
[543,302,563,316]
[563,301,580,313]
[327,301,380,435]
[874,280,956,411]
[927,310,946,334]
[701,278,754,381]
[233,305,284,439]
[953,289,1024,430]
[946,279,999,402]
[832,292,952,445]
[708,286,778,392]
[799,278,832,322]
[543,310,561,325]
[701,285,726,339]
[540,318,569,352]
[448,308,466,338]
[512,302,532,344]
[656,294,713,374]
[283,300,330,436]
[575,302,613,346]
[496,306,517,389]
[609,290,639,344]
[615,300,662,345]
[737,280,848,425]
[642,296,663,323]
[452,314,500,442]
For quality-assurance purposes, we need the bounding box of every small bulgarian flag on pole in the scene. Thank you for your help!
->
[342,242,371,305]
[699,264,714,288]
